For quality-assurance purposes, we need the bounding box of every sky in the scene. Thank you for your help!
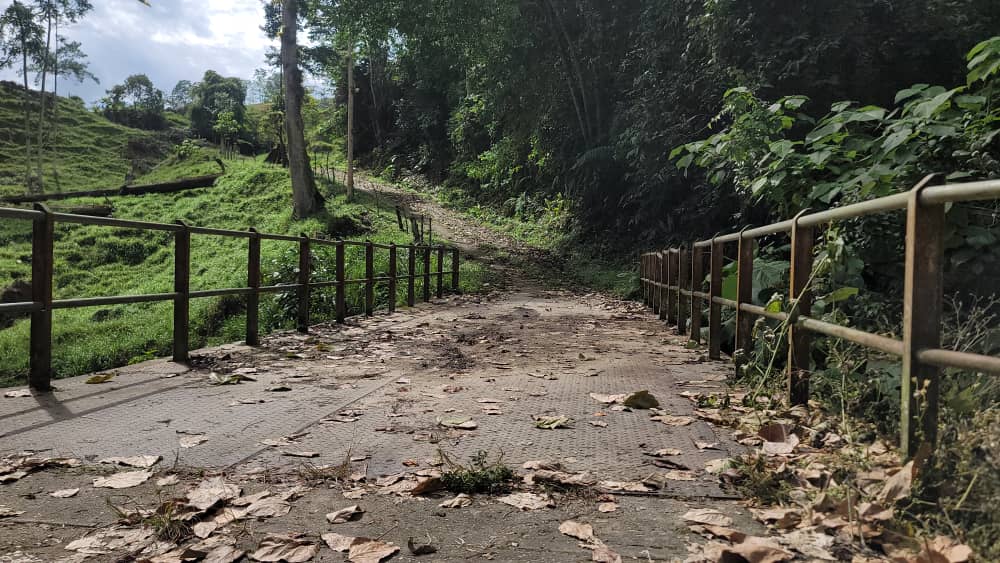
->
[0,0,277,104]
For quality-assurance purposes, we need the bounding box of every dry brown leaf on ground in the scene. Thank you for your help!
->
[49,488,80,498]
[437,417,478,430]
[179,435,208,448]
[322,533,355,552]
[623,390,659,409]
[250,534,317,562]
[498,492,554,511]
[99,455,161,469]
[664,470,698,481]
[522,460,563,471]
[651,414,695,426]
[439,494,473,508]
[348,538,400,563]
[156,475,180,487]
[589,544,623,563]
[0,506,25,518]
[876,461,915,504]
[588,420,609,428]
[913,536,974,563]
[533,415,573,429]
[93,470,152,489]
[187,477,241,511]
[695,441,721,450]
[280,451,320,458]
[327,505,364,523]
[65,528,155,555]
[752,507,802,529]
[203,545,244,563]
[407,537,437,555]
[241,497,291,519]
[559,520,595,542]
[761,433,800,456]
[589,393,627,404]
[597,502,618,513]
[682,508,733,527]
[85,373,115,384]
[726,536,794,563]
[193,522,217,539]
[651,448,683,456]
[3,389,31,398]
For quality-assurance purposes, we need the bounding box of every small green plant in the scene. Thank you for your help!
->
[172,139,199,161]
[440,450,515,494]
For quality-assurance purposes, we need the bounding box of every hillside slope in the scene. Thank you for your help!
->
[0,81,179,197]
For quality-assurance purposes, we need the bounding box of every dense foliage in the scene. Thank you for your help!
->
[301,0,1000,248]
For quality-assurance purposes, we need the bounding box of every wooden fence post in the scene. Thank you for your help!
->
[451,248,460,291]
[29,203,54,390]
[691,245,704,344]
[173,220,191,363]
[297,234,311,332]
[423,245,432,302]
[365,241,374,316]
[436,245,444,298]
[335,240,346,323]
[677,246,689,335]
[388,243,398,313]
[667,249,678,326]
[395,207,404,230]
[658,252,668,322]
[429,217,434,244]
[247,228,261,346]
[407,245,416,306]
[709,237,723,360]
[735,228,754,356]
[641,254,647,305]
[901,176,944,459]
[788,211,814,406]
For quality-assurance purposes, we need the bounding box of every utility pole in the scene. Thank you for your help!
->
[346,44,355,200]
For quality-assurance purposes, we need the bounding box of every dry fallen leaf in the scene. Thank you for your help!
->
[437,417,478,430]
[85,373,115,384]
[588,420,608,428]
[280,451,320,458]
[3,389,31,398]
[534,415,573,429]
[914,535,974,563]
[326,505,364,523]
[93,470,152,489]
[348,538,400,563]
[682,508,733,527]
[99,455,161,469]
[179,435,208,448]
[498,492,553,511]
[590,544,623,563]
[597,502,618,513]
[877,461,915,504]
[589,393,627,404]
[651,415,694,426]
[250,534,317,562]
[439,494,473,508]
[322,533,355,552]
[187,477,241,510]
[0,506,25,518]
[558,520,595,542]
[156,475,180,487]
[49,488,80,498]
[407,537,437,555]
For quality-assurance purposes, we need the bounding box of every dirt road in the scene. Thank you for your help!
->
[0,181,762,562]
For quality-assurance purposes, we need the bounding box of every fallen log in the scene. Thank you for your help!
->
[49,204,114,217]
[1,174,223,204]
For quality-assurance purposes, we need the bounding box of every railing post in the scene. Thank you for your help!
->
[451,248,460,291]
[788,211,814,406]
[436,245,444,298]
[335,240,346,323]
[677,246,689,335]
[423,245,432,302]
[901,176,944,459]
[247,228,261,346]
[651,253,660,315]
[173,220,190,363]
[407,245,416,306]
[735,228,754,356]
[388,243,398,313]
[297,233,311,332]
[395,206,404,230]
[667,249,678,326]
[708,236,723,360]
[364,241,374,316]
[641,254,647,305]
[658,252,667,321]
[691,244,704,344]
[29,203,54,391]
[429,217,434,244]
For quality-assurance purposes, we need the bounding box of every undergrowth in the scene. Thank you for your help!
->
[439,449,516,495]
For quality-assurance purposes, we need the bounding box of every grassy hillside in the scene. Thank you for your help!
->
[0,92,484,387]
[0,81,183,197]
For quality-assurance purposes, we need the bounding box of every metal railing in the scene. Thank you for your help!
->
[639,175,1000,458]
[0,204,461,392]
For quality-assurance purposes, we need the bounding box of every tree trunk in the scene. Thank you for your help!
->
[346,46,355,200]
[21,46,33,192]
[51,14,60,189]
[36,8,53,190]
[281,0,324,218]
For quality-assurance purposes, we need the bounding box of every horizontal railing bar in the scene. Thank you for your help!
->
[258,284,303,293]
[344,279,367,285]
[712,296,737,308]
[917,348,1000,374]
[798,192,910,228]
[0,207,45,221]
[739,302,789,322]
[0,301,43,313]
[920,179,1000,206]
[342,240,368,247]
[798,316,903,356]
[190,288,253,298]
[257,233,301,242]
[693,291,710,299]
[52,292,178,308]
[52,212,182,232]
[679,288,693,297]
[310,280,340,289]
[188,226,253,238]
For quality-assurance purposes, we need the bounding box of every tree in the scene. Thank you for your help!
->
[167,79,193,112]
[279,0,324,218]
[189,70,246,140]
[100,74,166,129]
[0,1,45,190]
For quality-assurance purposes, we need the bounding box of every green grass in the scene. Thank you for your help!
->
[0,81,173,197]
[0,152,484,387]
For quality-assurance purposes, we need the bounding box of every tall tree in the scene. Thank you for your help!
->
[279,0,324,217]
[0,1,44,191]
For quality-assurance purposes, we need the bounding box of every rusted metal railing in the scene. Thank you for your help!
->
[639,176,1000,458]
[0,204,461,391]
